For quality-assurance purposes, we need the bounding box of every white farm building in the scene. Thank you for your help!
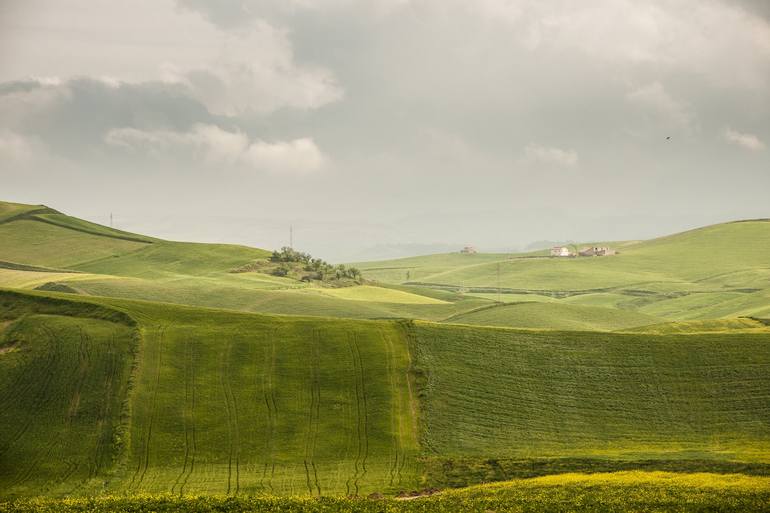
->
[550,246,572,257]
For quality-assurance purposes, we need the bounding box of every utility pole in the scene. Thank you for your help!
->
[289,225,294,249]
[110,213,113,228]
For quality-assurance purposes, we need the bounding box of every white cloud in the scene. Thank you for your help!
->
[525,144,579,167]
[105,124,326,174]
[243,138,326,175]
[482,0,770,89]
[626,82,692,130]
[0,131,36,162]
[162,20,343,115]
[724,128,766,151]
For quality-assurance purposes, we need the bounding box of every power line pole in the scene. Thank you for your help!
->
[110,213,113,228]
[289,225,293,249]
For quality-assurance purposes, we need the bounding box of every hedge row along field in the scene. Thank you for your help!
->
[2,472,770,512]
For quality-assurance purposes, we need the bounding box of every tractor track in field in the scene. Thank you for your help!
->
[0,324,60,458]
[91,332,117,479]
[131,325,166,490]
[348,332,369,496]
[382,331,404,486]
[259,329,278,493]
[4,324,63,487]
[220,339,240,495]
[67,327,92,425]
[0,323,59,419]
[303,329,322,496]
[9,438,58,488]
[174,337,198,495]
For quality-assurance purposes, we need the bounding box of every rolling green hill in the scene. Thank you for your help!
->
[2,289,769,499]
[352,220,770,323]
[411,321,770,463]
[3,200,767,329]
[0,290,421,497]
[444,302,662,331]
[0,201,490,323]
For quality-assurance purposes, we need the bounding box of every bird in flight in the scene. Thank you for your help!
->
[666,136,671,140]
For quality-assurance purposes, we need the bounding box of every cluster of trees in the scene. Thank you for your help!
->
[269,247,361,282]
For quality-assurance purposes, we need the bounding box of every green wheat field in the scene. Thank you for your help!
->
[1,200,770,512]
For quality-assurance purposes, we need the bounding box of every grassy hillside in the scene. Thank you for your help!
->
[3,199,767,327]
[444,302,661,331]
[353,220,770,322]
[409,321,770,463]
[0,311,136,497]
[0,290,421,498]
[0,200,489,323]
[2,289,770,499]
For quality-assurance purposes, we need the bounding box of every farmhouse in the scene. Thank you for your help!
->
[461,245,478,254]
[550,246,572,257]
[579,246,616,257]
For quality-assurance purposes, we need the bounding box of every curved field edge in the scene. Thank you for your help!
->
[3,289,770,498]
[0,292,141,497]
[2,472,770,512]
[0,289,423,498]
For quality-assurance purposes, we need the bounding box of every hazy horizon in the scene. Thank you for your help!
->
[2,0,769,261]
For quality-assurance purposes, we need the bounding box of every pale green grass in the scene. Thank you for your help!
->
[306,285,449,304]
[621,318,769,334]
[445,302,661,330]
[463,292,557,303]
[0,201,49,223]
[0,220,149,268]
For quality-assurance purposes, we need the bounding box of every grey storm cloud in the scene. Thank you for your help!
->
[0,77,213,158]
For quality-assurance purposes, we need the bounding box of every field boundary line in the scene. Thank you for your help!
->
[131,325,165,490]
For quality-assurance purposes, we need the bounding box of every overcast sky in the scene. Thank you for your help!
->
[1,0,769,261]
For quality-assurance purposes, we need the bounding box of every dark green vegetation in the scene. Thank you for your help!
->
[0,290,419,497]
[1,200,769,510]
[235,246,362,285]
[411,322,770,461]
[1,289,769,500]
[0,294,136,497]
[3,473,770,512]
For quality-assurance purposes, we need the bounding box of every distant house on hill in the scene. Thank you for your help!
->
[550,246,572,257]
[579,246,616,257]
[460,245,478,254]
